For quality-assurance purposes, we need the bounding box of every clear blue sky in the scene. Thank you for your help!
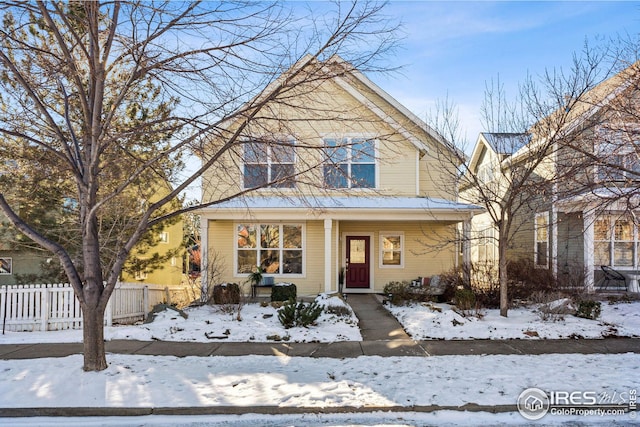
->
[366,1,640,143]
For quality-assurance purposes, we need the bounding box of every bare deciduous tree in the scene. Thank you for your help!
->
[0,0,398,371]
[428,46,617,317]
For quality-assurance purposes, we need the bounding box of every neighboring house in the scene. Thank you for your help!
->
[463,62,640,293]
[120,217,185,287]
[197,55,483,296]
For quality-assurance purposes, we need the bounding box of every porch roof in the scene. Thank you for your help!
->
[555,187,640,213]
[199,195,484,222]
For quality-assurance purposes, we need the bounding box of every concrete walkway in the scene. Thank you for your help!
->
[1,292,639,360]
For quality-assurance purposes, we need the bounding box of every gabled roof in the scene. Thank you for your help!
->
[510,60,639,162]
[480,132,531,155]
[327,55,451,154]
[211,54,454,157]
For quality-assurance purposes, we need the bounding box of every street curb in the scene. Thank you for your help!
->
[0,404,519,417]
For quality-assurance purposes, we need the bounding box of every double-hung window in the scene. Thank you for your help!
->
[323,137,376,188]
[236,223,303,275]
[243,139,295,189]
[0,257,12,275]
[476,227,496,264]
[380,232,403,268]
[596,126,640,182]
[534,212,549,268]
[594,215,637,267]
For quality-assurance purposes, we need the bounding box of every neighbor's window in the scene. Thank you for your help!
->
[535,212,549,268]
[596,125,640,182]
[0,257,12,275]
[594,215,638,267]
[476,227,496,264]
[243,139,295,189]
[323,137,376,188]
[236,223,303,275]
[159,231,169,243]
[380,232,403,268]
[134,269,148,280]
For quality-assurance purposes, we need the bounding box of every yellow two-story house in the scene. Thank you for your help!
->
[198,56,483,296]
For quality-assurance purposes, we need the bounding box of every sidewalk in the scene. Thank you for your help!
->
[1,293,639,360]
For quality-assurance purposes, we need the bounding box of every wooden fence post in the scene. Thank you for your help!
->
[164,287,171,307]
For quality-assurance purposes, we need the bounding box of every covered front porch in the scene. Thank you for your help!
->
[555,191,640,294]
[199,196,483,296]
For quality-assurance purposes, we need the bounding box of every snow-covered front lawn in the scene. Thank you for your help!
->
[385,299,640,340]
[0,294,361,344]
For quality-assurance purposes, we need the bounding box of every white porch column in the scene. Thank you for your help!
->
[324,219,333,293]
[551,207,558,278]
[583,209,595,292]
[462,219,471,284]
[200,218,209,302]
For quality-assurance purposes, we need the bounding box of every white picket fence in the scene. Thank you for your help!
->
[0,282,188,332]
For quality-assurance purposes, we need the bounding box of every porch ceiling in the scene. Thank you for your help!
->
[198,195,484,222]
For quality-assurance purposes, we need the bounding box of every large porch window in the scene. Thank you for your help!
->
[594,215,637,267]
[236,223,303,275]
[323,137,376,189]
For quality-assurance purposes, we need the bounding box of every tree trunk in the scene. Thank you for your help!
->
[499,231,509,317]
[82,298,108,372]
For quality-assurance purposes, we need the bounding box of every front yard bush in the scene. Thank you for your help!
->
[271,283,296,302]
[575,300,601,320]
[277,298,324,328]
[212,283,240,305]
[454,287,476,311]
[383,280,433,305]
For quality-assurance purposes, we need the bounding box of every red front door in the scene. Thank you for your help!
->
[346,236,370,289]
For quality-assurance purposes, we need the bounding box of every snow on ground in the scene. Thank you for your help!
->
[1,353,637,409]
[1,297,639,426]
[0,353,638,425]
[385,300,640,340]
[0,294,361,344]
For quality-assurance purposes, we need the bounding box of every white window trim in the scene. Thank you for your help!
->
[322,136,378,189]
[242,138,297,190]
[159,231,169,243]
[233,222,306,278]
[594,214,638,269]
[534,212,549,269]
[379,231,404,269]
[0,257,12,275]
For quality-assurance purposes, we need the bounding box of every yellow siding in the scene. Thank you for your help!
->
[206,219,332,296]
[122,218,185,287]
[207,218,458,296]
[201,75,460,204]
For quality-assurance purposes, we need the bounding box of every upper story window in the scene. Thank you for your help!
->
[596,125,640,182]
[323,137,376,189]
[477,162,494,183]
[243,139,295,189]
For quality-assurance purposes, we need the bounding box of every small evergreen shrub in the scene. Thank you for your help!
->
[575,300,601,320]
[383,281,410,305]
[277,298,324,328]
[212,283,240,305]
[454,287,476,311]
[271,283,297,302]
